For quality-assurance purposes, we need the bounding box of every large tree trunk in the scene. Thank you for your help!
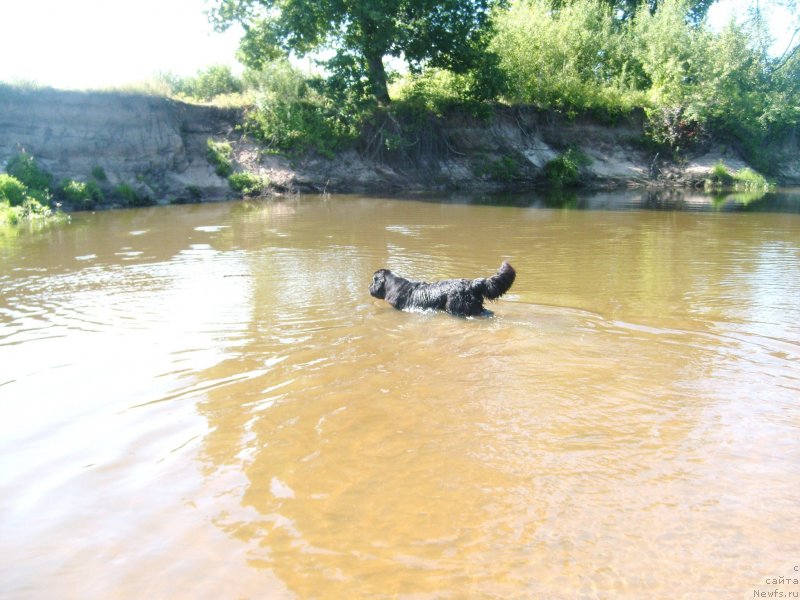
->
[366,51,391,105]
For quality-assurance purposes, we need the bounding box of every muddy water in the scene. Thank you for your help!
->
[1,196,799,599]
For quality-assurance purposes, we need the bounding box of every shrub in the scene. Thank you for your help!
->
[644,106,707,155]
[161,65,244,101]
[228,171,268,196]
[707,161,735,187]
[0,202,20,225]
[475,155,522,181]
[60,178,104,209]
[207,139,233,177]
[91,166,108,181]
[115,183,153,207]
[705,162,773,190]
[5,152,53,192]
[491,0,645,118]
[733,167,771,190]
[0,173,28,206]
[245,97,357,158]
[543,147,592,187]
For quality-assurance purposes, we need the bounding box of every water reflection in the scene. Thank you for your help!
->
[1,196,799,598]
[399,187,800,213]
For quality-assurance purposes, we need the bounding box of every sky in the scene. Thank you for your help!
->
[0,0,243,89]
[0,0,795,90]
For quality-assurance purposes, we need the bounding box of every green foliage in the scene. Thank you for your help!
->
[210,0,503,104]
[115,183,153,207]
[492,0,647,118]
[228,171,269,196]
[644,106,707,155]
[490,0,799,168]
[0,174,28,206]
[5,152,53,192]
[59,179,104,210]
[245,92,358,158]
[392,68,498,117]
[160,65,244,101]
[1,155,60,225]
[475,155,522,181]
[91,166,108,181]
[705,161,773,190]
[207,139,234,177]
[708,161,735,186]
[544,147,592,187]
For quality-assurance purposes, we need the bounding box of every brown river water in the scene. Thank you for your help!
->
[1,193,799,599]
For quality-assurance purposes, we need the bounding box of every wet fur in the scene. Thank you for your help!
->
[369,262,516,317]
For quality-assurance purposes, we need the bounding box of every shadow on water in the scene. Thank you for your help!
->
[397,187,800,213]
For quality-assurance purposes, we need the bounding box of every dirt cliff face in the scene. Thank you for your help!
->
[0,87,237,203]
[2,87,797,206]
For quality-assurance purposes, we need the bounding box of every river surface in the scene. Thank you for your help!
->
[2,192,799,599]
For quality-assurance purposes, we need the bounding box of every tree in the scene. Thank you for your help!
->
[551,0,715,23]
[209,0,504,105]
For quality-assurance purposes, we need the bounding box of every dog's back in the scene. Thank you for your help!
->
[370,262,515,316]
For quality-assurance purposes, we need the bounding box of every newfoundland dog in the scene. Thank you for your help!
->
[369,261,516,317]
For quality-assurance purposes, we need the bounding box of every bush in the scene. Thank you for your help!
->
[491,0,646,118]
[5,152,53,192]
[707,161,735,187]
[544,147,592,187]
[115,183,153,207]
[207,139,233,177]
[91,166,108,181]
[241,61,360,157]
[245,97,358,158]
[161,65,244,101]
[59,178,104,210]
[0,173,27,206]
[644,106,707,155]
[734,167,771,190]
[475,155,522,181]
[705,161,772,190]
[228,171,268,196]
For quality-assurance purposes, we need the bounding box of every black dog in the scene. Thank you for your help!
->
[369,262,516,316]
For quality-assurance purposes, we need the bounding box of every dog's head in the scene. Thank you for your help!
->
[369,269,391,299]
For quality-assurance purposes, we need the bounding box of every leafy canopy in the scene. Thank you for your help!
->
[209,0,504,104]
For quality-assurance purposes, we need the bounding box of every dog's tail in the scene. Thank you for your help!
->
[473,261,516,300]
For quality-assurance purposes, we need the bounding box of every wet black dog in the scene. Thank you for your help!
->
[369,262,516,316]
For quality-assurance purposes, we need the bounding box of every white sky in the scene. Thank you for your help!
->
[0,0,243,89]
[0,0,795,90]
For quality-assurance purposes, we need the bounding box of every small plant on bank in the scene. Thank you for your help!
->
[544,147,592,187]
[705,161,772,191]
[115,183,154,207]
[228,171,269,196]
[733,167,772,190]
[0,173,28,206]
[207,139,234,177]
[59,179,104,210]
[91,166,108,182]
[1,165,59,226]
[5,152,53,192]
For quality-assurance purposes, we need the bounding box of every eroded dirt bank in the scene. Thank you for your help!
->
[1,87,797,206]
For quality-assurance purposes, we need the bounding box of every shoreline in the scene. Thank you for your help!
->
[2,87,798,214]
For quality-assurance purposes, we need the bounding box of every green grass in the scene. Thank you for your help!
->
[705,161,773,191]
[207,139,234,177]
[543,147,593,187]
[228,171,269,196]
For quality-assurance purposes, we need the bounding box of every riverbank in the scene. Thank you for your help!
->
[2,86,798,210]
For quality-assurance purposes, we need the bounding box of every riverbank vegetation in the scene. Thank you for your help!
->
[2,0,797,224]
[157,0,798,177]
[0,149,153,225]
